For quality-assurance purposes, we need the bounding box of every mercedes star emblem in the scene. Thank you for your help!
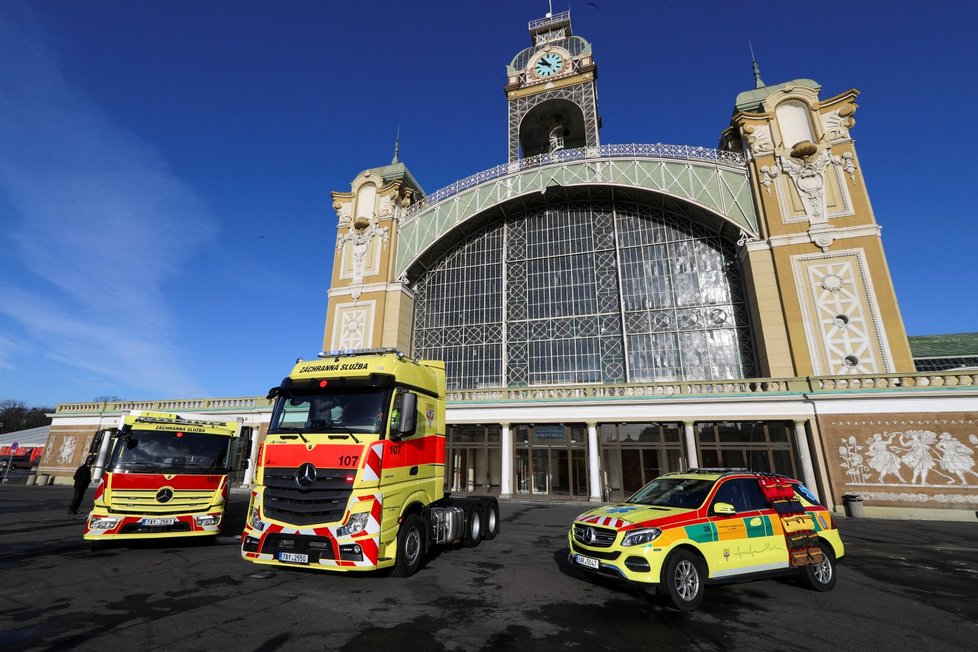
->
[156,487,174,503]
[296,462,317,487]
[584,526,596,545]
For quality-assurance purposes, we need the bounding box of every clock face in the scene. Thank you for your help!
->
[534,52,564,78]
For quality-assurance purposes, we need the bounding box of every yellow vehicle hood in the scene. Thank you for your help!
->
[574,503,694,530]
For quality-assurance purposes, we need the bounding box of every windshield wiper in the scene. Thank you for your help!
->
[120,462,161,472]
[328,430,361,444]
[279,433,310,444]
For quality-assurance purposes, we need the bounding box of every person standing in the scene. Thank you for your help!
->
[69,457,92,515]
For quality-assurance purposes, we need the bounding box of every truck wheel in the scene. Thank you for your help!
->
[463,505,483,548]
[392,514,424,577]
[483,501,500,540]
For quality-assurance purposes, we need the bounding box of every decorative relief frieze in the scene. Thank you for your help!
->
[839,431,978,487]
[821,415,978,510]
[57,435,76,465]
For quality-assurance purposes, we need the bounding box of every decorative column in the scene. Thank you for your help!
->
[793,420,820,501]
[587,422,602,502]
[683,421,698,470]
[500,422,513,499]
[241,425,262,488]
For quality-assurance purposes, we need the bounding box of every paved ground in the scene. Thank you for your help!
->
[1,485,976,651]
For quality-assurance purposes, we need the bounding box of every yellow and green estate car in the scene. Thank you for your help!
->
[568,469,845,611]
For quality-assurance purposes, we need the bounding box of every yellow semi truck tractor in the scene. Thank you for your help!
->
[240,349,499,576]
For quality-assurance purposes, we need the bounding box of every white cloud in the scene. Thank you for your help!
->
[0,7,216,398]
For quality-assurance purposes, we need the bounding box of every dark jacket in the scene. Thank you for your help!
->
[73,464,91,489]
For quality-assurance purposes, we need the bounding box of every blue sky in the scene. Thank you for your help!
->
[1,1,975,407]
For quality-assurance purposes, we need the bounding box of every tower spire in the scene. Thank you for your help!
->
[749,41,765,89]
[391,124,400,164]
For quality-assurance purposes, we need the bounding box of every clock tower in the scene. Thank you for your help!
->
[505,10,600,163]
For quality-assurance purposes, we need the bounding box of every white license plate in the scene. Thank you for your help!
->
[140,517,176,526]
[575,554,599,570]
[279,552,309,564]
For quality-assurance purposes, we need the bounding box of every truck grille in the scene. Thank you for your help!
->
[573,523,618,548]
[108,490,213,514]
[262,466,353,526]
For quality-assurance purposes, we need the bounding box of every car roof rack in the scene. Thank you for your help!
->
[683,467,749,474]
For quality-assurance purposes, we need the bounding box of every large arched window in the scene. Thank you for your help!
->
[411,200,754,390]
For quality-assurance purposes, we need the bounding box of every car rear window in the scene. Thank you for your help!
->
[793,483,821,506]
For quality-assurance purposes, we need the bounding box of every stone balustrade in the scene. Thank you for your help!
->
[52,370,976,414]
[55,396,272,415]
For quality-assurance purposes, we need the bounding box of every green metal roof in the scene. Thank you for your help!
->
[734,78,821,113]
[908,332,978,358]
[361,161,425,196]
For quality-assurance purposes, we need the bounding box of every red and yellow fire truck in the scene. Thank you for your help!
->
[84,410,244,545]
[241,349,499,576]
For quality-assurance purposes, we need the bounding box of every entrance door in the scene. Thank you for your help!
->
[514,424,589,499]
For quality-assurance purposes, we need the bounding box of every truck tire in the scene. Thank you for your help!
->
[463,505,483,548]
[483,501,500,540]
[392,514,424,577]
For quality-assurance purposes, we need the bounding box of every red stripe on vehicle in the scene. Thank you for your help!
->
[108,473,223,490]
[263,443,364,468]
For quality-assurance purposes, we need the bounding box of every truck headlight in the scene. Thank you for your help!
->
[250,506,267,532]
[195,514,220,527]
[336,512,370,536]
[621,527,662,547]
[90,517,118,530]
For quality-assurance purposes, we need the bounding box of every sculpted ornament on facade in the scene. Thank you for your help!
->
[57,435,77,465]
[840,152,857,182]
[839,432,978,488]
[740,123,774,155]
[338,309,367,349]
[336,219,390,301]
[778,149,843,224]
[759,164,779,196]
[820,104,857,142]
[736,230,758,247]
[378,194,394,217]
[333,200,352,226]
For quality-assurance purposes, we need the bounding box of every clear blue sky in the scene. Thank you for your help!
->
[1,1,975,407]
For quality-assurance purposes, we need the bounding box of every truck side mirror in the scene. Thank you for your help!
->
[397,393,417,438]
[266,387,280,400]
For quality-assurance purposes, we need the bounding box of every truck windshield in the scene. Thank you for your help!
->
[626,478,715,509]
[108,430,232,474]
[269,389,388,435]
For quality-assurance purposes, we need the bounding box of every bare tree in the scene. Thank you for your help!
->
[0,400,54,434]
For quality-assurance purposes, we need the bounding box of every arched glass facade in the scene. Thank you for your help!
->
[411,200,755,390]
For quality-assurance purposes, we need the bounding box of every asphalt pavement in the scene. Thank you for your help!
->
[1,484,976,651]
